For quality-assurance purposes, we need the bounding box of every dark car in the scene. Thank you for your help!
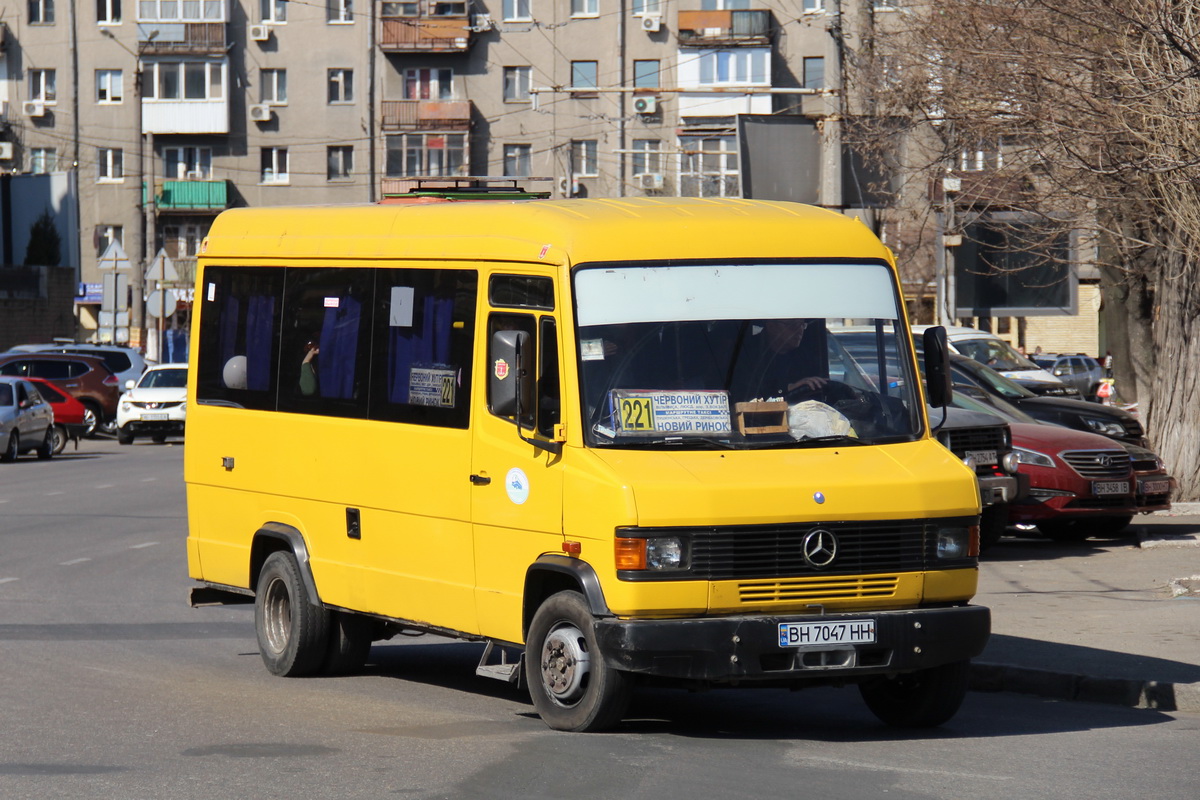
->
[0,353,121,434]
[948,354,1145,446]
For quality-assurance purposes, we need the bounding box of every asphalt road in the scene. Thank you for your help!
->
[2,439,1198,800]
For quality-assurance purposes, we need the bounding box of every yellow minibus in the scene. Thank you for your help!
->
[185,196,987,732]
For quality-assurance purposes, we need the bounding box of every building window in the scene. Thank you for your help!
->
[144,62,224,101]
[502,0,530,22]
[327,146,353,180]
[96,70,123,104]
[570,61,598,95]
[138,0,224,21]
[30,70,57,103]
[30,0,55,23]
[163,147,213,179]
[261,147,289,184]
[385,134,467,177]
[95,225,123,257]
[31,148,58,174]
[631,0,660,15]
[404,68,452,100]
[570,0,597,17]
[680,134,738,197]
[503,144,531,177]
[504,66,531,102]
[328,69,354,103]
[802,0,824,12]
[97,0,121,24]
[260,0,287,23]
[874,0,899,8]
[802,57,825,90]
[327,0,353,23]
[960,141,1003,172]
[634,60,661,90]
[697,49,768,86]
[261,69,287,104]
[631,139,662,175]
[160,223,205,258]
[97,148,124,181]
[381,1,419,14]
[571,140,598,177]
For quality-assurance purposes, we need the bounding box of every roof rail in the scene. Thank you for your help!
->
[379,176,552,204]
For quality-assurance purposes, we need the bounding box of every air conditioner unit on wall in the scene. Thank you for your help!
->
[23,100,46,118]
[470,14,494,32]
[638,173,664,190]
[0,142,13,160]
[249,104,273,122]
[641,15,662,33]
[250,24,271,42]
[632,96,658,114]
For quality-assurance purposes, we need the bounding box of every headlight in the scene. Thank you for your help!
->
[1000,452,1021,473]
[1082,416,1125,437]
[936,526,976,559]
[120,402,131,412]
[615,536,689,571]
[1013,446,1054,468]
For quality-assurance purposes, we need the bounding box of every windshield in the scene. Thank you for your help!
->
[954,337,1041,372]
[139,368,187,389]
[574,262,923,449]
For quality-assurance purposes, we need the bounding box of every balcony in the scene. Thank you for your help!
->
[138,23,227,54]
[381,100,472,131]
[677,10,772,46]
[380,14,472,53]
[156,180,229,212]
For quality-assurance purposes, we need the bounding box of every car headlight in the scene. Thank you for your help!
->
[1082,416,1125,437]
[120,402,131,412]
[1013,446,1055,468]
[936,526,977,559]
[615,536,689,571]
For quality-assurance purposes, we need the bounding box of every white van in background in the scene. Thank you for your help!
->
[911,325,1063,386]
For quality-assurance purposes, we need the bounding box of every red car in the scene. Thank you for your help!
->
[26,377,90,455]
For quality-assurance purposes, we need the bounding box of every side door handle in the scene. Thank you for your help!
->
[469,474,491,486]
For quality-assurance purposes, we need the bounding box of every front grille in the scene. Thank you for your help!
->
[738,575,899,603]
[939,426,1008,461]
[1060,450,1131,479]
[133,401,183,409]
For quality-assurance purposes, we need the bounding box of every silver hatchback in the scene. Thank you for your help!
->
[0,376,56,461]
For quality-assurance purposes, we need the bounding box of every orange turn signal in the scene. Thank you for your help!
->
[614,538,646,570]
[968,525,980,558]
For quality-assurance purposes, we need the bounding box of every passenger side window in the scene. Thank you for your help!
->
[196,266,286,410]
[538,317,560,437]
[32,360,71,379]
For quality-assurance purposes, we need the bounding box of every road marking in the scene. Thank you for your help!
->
[0,577,18,585]
[60,558,92,566]
[0,499,8,504]
[96,484,114,489]
[45,491,65,496]
[129,542,159,549]
[141,477,157,483]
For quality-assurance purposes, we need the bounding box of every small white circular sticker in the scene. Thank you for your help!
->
[505,468,530,505]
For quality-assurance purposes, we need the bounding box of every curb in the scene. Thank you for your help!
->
[970,662,1200,713]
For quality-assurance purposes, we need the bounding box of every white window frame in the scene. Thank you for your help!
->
[631,0,660,16]
[327,0,353,23]
[503,143,532,177]
[97,0,121,24]
[97,147,124,182]
[802,56,825,91]
[31,148,59,174]
[30,0,55,24]
[96,69,123,104]
[679,134,739,198]
[138,0,226,22]
[143,61,225,102]
[260,68,287,105]
[328,68,354,104]
[163,146,213,180]
[570,0,597,18]
[260,0,287,23]
[261,147,289,184]
[571,140,598,178]
[95,225,123,257]
[802,0,824,13]
[570,61,599,93]
[695,49,769,87]
[30,69,58,104]
[403,68,453,101]
[327,145,354,180]
[631,139,662,176]
[384,133,467,177]
[502,0,531,22]
[503,66,531,103]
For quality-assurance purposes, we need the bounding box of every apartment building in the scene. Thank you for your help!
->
[1,1,888,342]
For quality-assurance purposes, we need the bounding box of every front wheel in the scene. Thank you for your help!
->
[526,591,631,732]
[1,432,19,462]
[117,427,134,445]
[859,659,970,728]
[35,426,54,460]
[255,551,330,677]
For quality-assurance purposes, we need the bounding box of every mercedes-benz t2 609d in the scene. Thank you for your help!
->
[185,197,987,732]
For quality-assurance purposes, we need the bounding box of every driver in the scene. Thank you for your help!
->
[731,318,827,403]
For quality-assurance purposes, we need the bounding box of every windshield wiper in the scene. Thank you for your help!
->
[790,435,866,448]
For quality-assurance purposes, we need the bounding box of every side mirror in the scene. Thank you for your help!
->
[489,329,532,418]
[923,326,952,408]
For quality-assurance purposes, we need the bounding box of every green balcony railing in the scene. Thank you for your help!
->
[156,180,228,211]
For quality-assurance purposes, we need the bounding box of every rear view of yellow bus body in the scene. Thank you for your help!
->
[185,198,987,732]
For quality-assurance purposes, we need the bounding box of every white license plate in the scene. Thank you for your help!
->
[966,449,997,465]
[141,413,169,421]
[1140,479,1170,494]
[779,619,876,648]
[1093,481,1130,496]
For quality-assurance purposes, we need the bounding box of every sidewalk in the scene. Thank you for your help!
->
[969,506,1200,713]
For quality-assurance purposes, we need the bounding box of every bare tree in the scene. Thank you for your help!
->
[845,0,1200,499]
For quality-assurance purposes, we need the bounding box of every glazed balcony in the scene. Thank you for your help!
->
[676,10,772,46]
[381,99,472,131]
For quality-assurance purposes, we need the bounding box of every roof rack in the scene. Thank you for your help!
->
[379,176,552,204]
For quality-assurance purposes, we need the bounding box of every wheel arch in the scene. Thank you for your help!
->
[250,522,323,607]
[522,554,612,640]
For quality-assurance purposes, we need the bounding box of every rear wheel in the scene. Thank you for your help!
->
[50,424,68,455]
[255,551,330,677]
[1,432,18,462]
[35,426,54,459]
[859,659,970,728]
[80,402,100,437]
[526,590,631,732]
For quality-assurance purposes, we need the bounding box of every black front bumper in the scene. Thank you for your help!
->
[594,605,990,684]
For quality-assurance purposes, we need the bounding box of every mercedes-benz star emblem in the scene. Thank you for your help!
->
[802,528,838,568]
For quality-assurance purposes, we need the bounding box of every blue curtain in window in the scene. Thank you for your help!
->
[245,294,275,391]
[388,294,454,403]
[318,295,361,400]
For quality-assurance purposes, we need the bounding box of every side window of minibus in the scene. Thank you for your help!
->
[488,312,536,427]
[196,266,285,410]
[538,316,560,437]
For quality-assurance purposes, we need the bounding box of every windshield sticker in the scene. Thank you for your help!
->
[610,390,731,435]
[389,286,415,327]
[506,467,530,504]
[580,339,606,362]
[409,364,457,407]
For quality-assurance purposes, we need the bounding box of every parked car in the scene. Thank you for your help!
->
[0,376,55,461]
[1122,442,1175,514]
[116,364,188,444]
[948,354,1146,446]
[0,352,121,436]
[42,344,147,388]
[26,377,90,455]
[912,325,1064,386]
[1030,353,1105,400]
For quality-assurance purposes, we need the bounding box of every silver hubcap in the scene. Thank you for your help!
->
[539,621,591,706]
[262,576,292,656]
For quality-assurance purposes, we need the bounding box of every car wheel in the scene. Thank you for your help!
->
[859,659,970,728]
[80,403,100,437]
[255,551,330,677]
[1037,520,1091,542]
[1,432,18,462]
[50,424,68,455]
[35,426,54,460]
[117,427,135,445]
[526,590,632,732]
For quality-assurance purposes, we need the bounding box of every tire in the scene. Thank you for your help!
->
[979,506,1008,552]
[526,590,631,732]
[1037,520,1091,542]
[50,424,68,455]
[35,426,54,460]
[1090,515,1134,537]
[322,611,374,675]
[255,551,330,677]
[859,659,970,728]
[79,402,100,437]
[1,432,19,463]
[117,426,135,445]
[151,434,167,443]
